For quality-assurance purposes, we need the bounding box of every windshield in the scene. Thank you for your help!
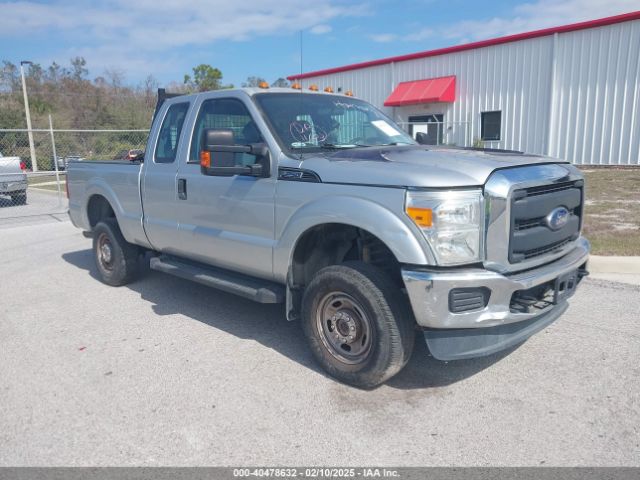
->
[254,93,415,153]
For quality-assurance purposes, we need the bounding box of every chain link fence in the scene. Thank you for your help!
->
[0,128,148,216]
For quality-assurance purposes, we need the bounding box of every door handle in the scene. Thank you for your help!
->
[177,178,187,200]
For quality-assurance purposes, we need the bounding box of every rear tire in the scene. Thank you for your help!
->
[301,261,415,388]
[93,219,139,286]
[11,191,27,205]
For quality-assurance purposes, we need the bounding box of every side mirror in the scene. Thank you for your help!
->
[200,128,269,177]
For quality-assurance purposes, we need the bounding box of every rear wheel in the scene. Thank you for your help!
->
[301,261,415,388]
[93,219,139,286]
[11,191,26,205]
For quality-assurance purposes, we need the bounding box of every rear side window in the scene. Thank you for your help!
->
[189,98,262,164]
[155,102,190,163]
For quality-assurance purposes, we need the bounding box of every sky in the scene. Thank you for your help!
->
[0,0,639,88]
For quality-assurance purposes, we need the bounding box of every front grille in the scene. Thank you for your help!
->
[520,181,578,197]
[514,217,545,231]
[521,237,573,259]
[509,180,583,263]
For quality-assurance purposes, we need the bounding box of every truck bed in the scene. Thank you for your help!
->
[66,159,149,247]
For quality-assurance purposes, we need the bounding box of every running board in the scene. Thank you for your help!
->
[149,255,285,304]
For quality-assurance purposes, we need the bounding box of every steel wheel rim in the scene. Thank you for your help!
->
[97,233,114,271]
[315,291,373,365]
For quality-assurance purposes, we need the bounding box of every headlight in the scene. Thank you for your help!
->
[405,190,483,265]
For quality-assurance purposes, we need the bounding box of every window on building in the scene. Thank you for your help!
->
[155,102,190,163]
[481,111,501,141]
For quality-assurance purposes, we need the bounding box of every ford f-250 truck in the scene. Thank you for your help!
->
[67,87,589,388]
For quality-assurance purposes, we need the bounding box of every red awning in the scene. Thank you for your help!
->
[384,76,456,106]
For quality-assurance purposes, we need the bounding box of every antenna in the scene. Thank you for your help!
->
[299,29,303,79]
[298,29,304,161]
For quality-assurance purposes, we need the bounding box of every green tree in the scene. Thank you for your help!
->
[183,64,231,92]
[0,61,20,91]
[242,76,267,88]
[70,57,88,81]
[271,77,290,88]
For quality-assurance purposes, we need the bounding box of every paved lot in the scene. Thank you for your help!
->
[0,215,639,466]
[0,189,67,228]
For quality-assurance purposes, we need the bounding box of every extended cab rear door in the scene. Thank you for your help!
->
[142,98,193,252]
[172,92,277,280]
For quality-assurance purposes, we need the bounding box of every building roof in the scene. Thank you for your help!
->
[288,10,640,80]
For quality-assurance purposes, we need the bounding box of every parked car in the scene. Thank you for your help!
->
[66,88,589,388]
[0,152,28,205]
[56,155,84,171]
[113,149,144,162]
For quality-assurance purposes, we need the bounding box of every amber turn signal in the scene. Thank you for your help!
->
[200,151,211,168]
[406,207,433,228]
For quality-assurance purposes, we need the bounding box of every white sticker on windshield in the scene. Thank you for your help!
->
[371,120,401,137]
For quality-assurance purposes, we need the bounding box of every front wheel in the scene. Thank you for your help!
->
[301,262,415,388]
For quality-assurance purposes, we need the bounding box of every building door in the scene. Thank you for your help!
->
[409,114,443,145]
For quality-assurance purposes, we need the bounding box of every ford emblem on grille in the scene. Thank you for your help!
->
[546,206,570,231]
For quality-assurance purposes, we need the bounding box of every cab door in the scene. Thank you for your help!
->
[173,95,276,280]
[142,100,192,252]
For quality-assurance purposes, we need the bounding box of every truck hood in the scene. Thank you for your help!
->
[298,145,565,188]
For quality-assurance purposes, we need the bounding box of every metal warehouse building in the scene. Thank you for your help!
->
[288,11,640,165]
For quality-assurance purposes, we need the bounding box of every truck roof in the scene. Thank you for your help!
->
[154,87,345,120]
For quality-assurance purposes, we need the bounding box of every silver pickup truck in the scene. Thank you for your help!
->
[0,153,28,205]
[67,87,589,388]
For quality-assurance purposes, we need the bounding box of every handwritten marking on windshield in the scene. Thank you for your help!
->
[290,121,328,144]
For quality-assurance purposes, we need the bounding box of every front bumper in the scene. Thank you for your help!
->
[402,236,590,330]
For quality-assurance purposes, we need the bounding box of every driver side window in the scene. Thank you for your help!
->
[189,98,263,166]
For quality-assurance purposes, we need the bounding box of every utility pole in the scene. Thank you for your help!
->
[20,60,38,172]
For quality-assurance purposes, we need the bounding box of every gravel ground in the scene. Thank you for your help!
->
[0,218,638,466]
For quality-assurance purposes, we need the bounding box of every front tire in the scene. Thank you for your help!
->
[301,262,415,388]
[93,219,139,286]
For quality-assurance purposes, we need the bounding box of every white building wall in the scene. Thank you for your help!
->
[297,18,640,165]
[551,20,640,165]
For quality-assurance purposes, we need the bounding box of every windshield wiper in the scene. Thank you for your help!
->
[369,142,413,147]
[319,143,361,149]
[317,142,413,150]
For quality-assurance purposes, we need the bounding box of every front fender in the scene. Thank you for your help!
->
[273,195,435,282]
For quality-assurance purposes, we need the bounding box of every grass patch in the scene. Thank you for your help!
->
[30,183,63,192]
[28,174,65,185]
[581,169,640,256]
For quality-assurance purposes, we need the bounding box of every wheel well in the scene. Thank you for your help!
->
[290,223,402,291]
[87,195,116,229]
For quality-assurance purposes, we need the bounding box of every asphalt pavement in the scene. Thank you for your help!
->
[0,200,638,466]
[0,188,67,228]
